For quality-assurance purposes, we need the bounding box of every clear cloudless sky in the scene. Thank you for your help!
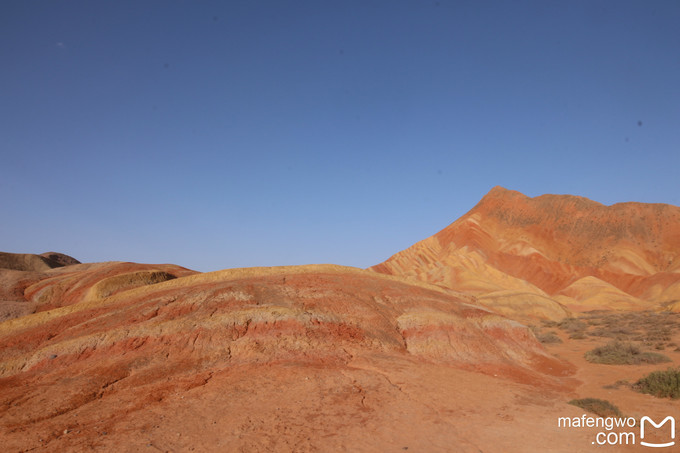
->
[1,1,679,272]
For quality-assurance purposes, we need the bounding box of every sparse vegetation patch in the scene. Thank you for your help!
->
[530,325,562,344]
[554,317,588,339]
[555,311,680,351]
[584,341,671,365]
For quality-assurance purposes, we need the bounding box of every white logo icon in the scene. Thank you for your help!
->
[640,416,675,448]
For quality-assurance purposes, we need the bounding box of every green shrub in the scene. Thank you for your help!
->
[585,341,671,365]
[568,398,622,417]
[635,368,680,399]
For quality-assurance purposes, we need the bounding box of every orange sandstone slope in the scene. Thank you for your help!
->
[0,258,196,322]
[370,187,680,317]
[0,261,578,452]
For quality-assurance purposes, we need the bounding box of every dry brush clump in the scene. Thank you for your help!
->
[530,325,562,344]
[585,312,637,339]
[554,317,588,339]
[568,398,622,418]
[584,341,671,365]
[634,368,680,399]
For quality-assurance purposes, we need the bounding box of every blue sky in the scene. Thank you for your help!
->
[1,1,679,272]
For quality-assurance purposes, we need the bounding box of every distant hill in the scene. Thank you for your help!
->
[370,187,680,319]
[0,251,80,272]
[39,252,81,267]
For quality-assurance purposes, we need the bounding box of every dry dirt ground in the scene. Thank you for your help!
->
[537,314,680,453]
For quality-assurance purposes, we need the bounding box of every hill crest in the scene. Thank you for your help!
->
[371,187,680,317]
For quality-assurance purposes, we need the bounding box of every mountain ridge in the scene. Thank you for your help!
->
[370,186,680,318]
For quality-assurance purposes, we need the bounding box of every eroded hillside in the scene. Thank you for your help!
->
[371,187,680,320]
